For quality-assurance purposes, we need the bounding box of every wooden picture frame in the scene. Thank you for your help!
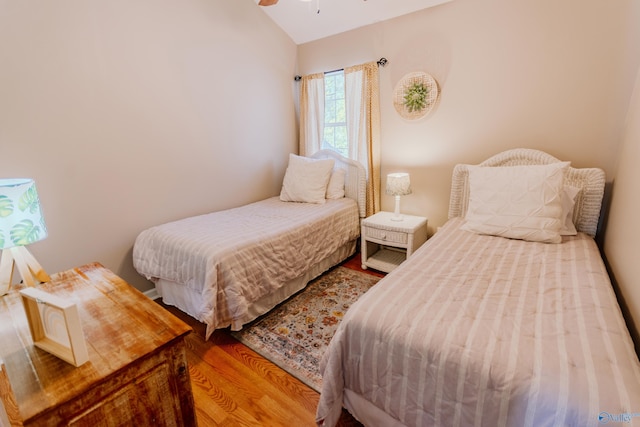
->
[19,288,89,367]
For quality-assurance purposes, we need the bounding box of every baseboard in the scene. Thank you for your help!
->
[143,287,160,301]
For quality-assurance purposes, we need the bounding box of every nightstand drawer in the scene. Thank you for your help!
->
[363,226,408,244]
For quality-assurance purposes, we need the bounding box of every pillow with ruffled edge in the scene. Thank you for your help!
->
[326,168,346,199]
[460,162,570,243]
[279,153,335,204]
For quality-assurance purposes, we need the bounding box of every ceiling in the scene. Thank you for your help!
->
[255,0,453,45]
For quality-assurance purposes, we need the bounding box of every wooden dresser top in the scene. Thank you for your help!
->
[0,262,192,422]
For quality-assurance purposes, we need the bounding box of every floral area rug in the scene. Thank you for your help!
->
[230,266,380,392]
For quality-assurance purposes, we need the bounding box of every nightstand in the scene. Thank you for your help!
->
[361,211,428,273]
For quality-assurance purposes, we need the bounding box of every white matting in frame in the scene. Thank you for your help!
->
[19,287,89,367]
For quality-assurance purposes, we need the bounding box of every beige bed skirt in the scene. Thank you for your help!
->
[154,239,357,337]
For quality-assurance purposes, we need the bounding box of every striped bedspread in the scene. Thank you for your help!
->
[133,196,359,335]
[317,217,640,427]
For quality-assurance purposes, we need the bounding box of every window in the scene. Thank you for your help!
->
[299,61,381,216]
[322,70,348,157]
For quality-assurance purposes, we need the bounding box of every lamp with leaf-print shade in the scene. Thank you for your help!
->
[0,179,50,295]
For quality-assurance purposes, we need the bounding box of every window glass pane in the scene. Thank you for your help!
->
[324,127,335,146]
[335,126,348,153]
[325,73,336,97]
[323,71,348,157]
[324,101,334,123]
[336,98,345,123]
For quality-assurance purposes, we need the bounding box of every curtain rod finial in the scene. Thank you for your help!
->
[377,58,388,67]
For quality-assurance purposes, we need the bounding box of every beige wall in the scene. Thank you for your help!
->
[0,0,297,291]
[604,66,640,346]
[298,0,640,235]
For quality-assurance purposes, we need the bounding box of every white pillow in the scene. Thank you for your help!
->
[560,185,580,235]
[461,162,569,243]
[326,168,346,199]
[279,154,335,204]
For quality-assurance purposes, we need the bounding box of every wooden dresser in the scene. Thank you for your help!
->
[0,262,196,426]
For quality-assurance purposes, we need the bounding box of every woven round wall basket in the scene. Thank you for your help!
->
[393,71,439,120]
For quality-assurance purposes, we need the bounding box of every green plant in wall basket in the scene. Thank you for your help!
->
[403,81,429,113]
[393,71,439,120]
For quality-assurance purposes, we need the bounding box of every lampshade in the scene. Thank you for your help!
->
[386,173,412,196]
[0,178,50,295]
[0,179,47,249]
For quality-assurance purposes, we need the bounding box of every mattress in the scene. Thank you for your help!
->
[133,196,360,335]
[317,217,640,427]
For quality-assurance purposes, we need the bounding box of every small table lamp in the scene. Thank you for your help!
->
[386,173,412,221]
[0,179,50,295]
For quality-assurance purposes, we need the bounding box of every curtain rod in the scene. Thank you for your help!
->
[293,57,387,81]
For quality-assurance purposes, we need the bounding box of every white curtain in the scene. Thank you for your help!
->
[345,69,367,170]
[298,73,324,156]
[345,62,381,216]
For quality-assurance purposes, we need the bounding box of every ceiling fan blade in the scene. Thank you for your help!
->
[258,0,278,5]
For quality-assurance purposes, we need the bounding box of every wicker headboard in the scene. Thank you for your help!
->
[311,149,367,218]
[448,148,606,237]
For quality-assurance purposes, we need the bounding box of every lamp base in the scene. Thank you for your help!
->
[390,195,404,221]
[0,246,50,296]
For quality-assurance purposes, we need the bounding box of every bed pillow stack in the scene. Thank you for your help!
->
[461,162,572,243]
[326,168,346,199]
[280,153,339,204]
[560,185,580,235]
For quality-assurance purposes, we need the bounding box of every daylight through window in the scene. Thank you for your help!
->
[322,70,347,157]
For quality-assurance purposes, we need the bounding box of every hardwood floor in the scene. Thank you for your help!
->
[159,252,385,426]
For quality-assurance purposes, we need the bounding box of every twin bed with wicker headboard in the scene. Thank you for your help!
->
[317,149,640,427]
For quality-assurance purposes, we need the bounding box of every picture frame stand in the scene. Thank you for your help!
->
[19,288,89,367]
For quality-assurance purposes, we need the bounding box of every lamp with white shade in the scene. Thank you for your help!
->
[386,173,412,221]
[0,179,50,295]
